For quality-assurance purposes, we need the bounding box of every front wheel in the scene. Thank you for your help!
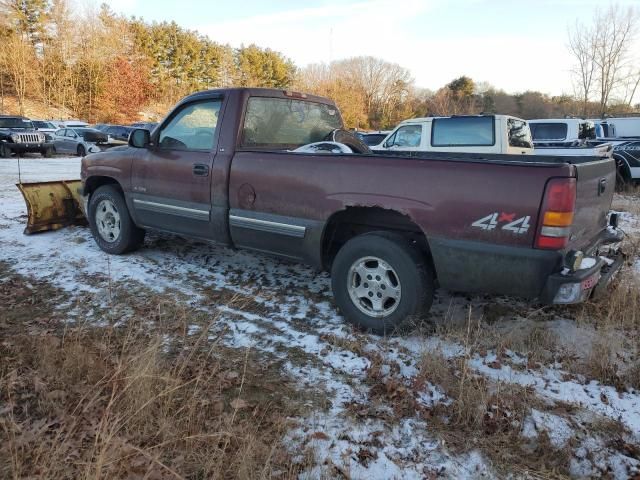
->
[77,144,86,157]
[41,146,53,158]
[0,144,11,158]
[331,232,434,335]
[88,185,145,254]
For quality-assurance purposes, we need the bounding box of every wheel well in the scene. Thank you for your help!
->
[322,206,435,273]
[84,176,121,197]
[615,156,632,180]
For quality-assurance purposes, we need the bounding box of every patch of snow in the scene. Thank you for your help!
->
[521,409,573,448]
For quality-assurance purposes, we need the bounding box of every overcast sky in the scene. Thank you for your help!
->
[104,0,639,96]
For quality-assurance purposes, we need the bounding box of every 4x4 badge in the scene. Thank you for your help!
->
[472,212,531,234]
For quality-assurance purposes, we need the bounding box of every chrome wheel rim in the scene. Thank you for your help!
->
[95,199,121,243]
[347,256,401,318]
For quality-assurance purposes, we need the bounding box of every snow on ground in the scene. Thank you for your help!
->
[2,157,640,479]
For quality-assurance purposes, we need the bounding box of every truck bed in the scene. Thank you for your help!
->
[370,149,605,165]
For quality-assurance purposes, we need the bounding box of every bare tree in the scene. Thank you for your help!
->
[568,5,639,116]
[593,5,638,116]
[568,20,597,116]
[0,33,36,115]
[620,67,640,107]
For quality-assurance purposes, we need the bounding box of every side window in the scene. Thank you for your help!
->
[579,122,596,140]
[508,119,533,148]
[432,117,495,146]
[389,125,422,148]
[65,129,76,138]
[384,131,397,147]
[158,100,221,150]
[56,129,66,136]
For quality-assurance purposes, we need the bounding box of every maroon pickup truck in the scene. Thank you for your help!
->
[81,88,624,334]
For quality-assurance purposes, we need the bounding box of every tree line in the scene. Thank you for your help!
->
[1,0,638,128]
[0,0,295,122]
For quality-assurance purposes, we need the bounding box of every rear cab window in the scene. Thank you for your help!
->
[530,123,568,141]
[431,117,495,146]
[240,97,342,150]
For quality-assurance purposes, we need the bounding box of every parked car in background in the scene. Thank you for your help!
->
[130,122,158,132]
[356,131,390,147]
[0,115,54,158]
[31,120,58,142]
[104,125,134,142]
[52,127,108,156]
[612,140,640,187]
[371,115,533,155]
[599,117,640,139]
[529,118,612,159]
[92,124,110,132]
[63,120,90,128]
[529,118,597,146]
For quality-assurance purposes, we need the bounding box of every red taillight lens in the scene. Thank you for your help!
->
[545,178,576,212]
[535,178,576,250]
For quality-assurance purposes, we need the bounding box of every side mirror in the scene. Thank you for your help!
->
[129,128,150,148]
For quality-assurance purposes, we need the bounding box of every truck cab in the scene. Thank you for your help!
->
[370,114,533,155]
[529,118,597,147]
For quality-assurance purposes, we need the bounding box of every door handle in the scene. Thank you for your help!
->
[193,164,209,177]
[598,178,607,196]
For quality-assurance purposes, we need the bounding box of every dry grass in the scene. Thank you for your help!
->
[0,264,308,480]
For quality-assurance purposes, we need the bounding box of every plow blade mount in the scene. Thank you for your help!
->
[17,180,87,234]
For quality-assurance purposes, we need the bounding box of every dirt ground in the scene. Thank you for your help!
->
[1,156,640,479]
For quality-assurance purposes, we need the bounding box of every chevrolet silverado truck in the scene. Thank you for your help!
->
[0,115,54,158]
[80,88,624,334]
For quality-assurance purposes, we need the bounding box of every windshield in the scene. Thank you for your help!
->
[74,128,100,134]
[0,118,33,129]
[241,97,342,149]
[530,123,568,141]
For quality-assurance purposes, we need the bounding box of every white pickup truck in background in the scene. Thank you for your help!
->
[529,118,612,158]
[370,114,534,155]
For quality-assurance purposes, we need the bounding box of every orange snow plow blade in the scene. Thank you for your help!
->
[17,180,87,234]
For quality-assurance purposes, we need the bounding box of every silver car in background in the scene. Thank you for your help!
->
[52,127,108,156]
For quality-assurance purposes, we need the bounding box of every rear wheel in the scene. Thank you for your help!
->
[88,185,145,254]
[331,232,434,335]
[77,144,86,157]
[0,144,11,158]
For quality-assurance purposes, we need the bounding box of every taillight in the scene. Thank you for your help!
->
[535,178,576,250]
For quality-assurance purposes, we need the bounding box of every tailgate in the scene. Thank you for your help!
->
[568,157,616,251]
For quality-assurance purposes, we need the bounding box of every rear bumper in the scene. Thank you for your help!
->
[540,252,624,304]
[428,226,625,304]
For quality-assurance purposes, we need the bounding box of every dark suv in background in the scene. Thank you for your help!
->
[0,115,54,158]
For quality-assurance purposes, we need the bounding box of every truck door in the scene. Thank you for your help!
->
[130,98,222,239]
